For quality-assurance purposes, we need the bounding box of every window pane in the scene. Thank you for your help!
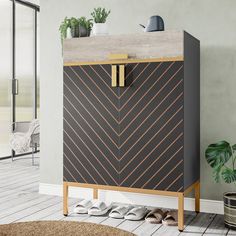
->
[0,0,12,157]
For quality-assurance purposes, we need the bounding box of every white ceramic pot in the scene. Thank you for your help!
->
[92,23,108,36]
[66,27,72,39]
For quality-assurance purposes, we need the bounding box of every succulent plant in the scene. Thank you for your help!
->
[91,7,111,23]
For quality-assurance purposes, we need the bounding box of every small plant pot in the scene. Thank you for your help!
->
[92,23,108,36]
[71,26,80,38]
[224,192,236,230]
[66,27,72,39]
[79,26,91,37]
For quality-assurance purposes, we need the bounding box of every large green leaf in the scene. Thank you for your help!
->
[205,141,232,168]
[222,168,236,184]
[213,163,223,183]
[232,144,236,151]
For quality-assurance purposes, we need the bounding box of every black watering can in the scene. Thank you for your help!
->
[140,15,165,32]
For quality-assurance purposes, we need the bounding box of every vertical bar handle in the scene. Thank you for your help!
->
[119,65,125,87]
[111,65,117,87]
[12,79,18,95]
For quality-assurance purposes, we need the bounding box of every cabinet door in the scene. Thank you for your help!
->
[119,61,184,192]
[63,64,120,186]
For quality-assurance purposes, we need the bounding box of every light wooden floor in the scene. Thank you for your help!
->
[0,156,235,236]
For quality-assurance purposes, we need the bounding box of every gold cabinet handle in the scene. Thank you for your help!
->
[108,54,128,60]
[119,65,125,87]
[111,65,117,87]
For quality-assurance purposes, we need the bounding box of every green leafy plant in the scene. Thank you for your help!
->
[78,17,93,32]
[59,17,71,42]
[205,141,236,183]
[70,17,80,37]
[59,16,93,41]
[91,7,111,23]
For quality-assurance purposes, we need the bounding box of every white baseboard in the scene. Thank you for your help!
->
[39,183,224,214]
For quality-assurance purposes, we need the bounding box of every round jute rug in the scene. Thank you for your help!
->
[0,221,135,236]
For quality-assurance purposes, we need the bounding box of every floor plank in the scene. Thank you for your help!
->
[204,214,228,236]
[0,157,230,236]
[152,211,197,236]
[180,213,216,236]
[133,221,162,236]
[118,220,144,233]
[1,198,61,224]
[101,217,125,228]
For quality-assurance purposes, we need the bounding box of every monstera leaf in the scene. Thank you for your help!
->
[232,144,236,151]
[205,141,232,168]
[222,169,236,184]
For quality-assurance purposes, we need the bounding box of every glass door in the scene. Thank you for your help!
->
[15,3,35,122]
[0,0,39,159]
[0,0,12,158]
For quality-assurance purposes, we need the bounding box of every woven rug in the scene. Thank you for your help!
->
[0,221,135,236]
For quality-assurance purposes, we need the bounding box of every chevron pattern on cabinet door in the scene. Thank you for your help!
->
[63,64,120,186]
[119,61,184,192]
[63,61,184,192]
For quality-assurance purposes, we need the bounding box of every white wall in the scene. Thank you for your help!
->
[40,0,236,201]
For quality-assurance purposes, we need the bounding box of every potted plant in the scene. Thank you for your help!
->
[91,7,111,35]
[205,141,236,230]
[59,16,93,43]
[70,17,80,38]
[78,17,93,37]
[59,17,71,42]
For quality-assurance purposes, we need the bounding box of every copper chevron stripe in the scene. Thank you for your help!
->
[124,63,139,80]
[64,129,118,186]
[130,146,183,188]
[64,70,119,136]
[89,65,119,98]
[153,159,183,189]
[120,92,183,150]
[64,96,119,160]
[165,173,183,191]
[64,141,99,184]
[98,64,111,77]
[120,63,150,98]
[120,63,183,124]
[120,120,183,173]
[121,127,184,187]
[120,62,164,111]
[120,70,183,134]
[64,154,87,183]
[63,61,184,191]
[75,66,119,111]
[177,186,184,192]
[120,105,183,161]
[64,105,119,166]
[64,82,119,148]
[64,117,118,180]
[64,165,79,182]
[65,69,119,123]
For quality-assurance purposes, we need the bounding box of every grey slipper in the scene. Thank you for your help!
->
[162,210,178,226]
[88,201,112,216]
[125,206,148,221]
[109,206,131,219]
[145,208,167,224]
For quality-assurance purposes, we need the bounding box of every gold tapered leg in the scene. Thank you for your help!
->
[63,182,68,216]
[93,188,98,199]
[178,193,184,232]
[195,181,200,213]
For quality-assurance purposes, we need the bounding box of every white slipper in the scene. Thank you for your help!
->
[125,206,148,221]
[73,199,93,214]
[88,201,112,216]
[109,206,132,219]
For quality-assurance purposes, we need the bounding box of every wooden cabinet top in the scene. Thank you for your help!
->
[63,30,197,65]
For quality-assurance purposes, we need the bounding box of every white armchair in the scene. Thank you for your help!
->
[11,120,40,165]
